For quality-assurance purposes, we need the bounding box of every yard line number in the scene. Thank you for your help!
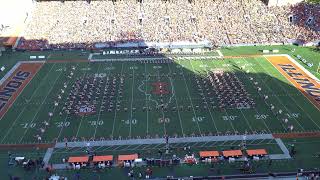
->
[222,115,238,121]
[254,114,269,120]
[56,68,67,72]
[286,113,300,118]
[158,117,170,124]
[122,119,137,125]
[192,116,205,122]
[153,66,162,69]
[81,68,91,71]
[105,66,115,70]
[130,66,138,70]
[55,121,70,128]
[88,120,104,126]
[199,64,208,68]
[21,123,36,129]
[94,73,107,78]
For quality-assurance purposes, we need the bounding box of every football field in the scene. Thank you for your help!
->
[0,54,319,145]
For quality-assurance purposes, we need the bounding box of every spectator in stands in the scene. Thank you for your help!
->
[17,0,320,50]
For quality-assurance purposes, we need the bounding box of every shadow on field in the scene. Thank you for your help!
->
[0,0,319,142]
[1,40,320,145]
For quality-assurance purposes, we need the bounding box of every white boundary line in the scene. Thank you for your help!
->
[264,54,320,112]
[0,60,46,86]
[0,63,55,143]
[0,62,21,85]
[263,54,320,128]
[216,50,224,58]
[166,63,185,135]
[0,61,45,121]
[264,54,320,82]
[55,133,274,148]
[92,63,111,139]
[19,63,64,143]
[111,63,125,137]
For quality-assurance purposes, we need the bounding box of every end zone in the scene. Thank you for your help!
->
[0,61,44,119]
[265,55,320,111]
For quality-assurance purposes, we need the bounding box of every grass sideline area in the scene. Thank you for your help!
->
[1,137,319,179]
[0,45,319,179]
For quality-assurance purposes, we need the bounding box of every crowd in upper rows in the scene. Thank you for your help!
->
[16,0,320,50]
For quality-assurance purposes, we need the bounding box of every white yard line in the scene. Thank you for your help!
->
[240,58,288,132]
[75,116,85,138]
[0,63,55,143]
[263,55,320,129]
[93,62,110,139]
[74,63,96,138]
[266,54,320,82]
[192,60,219,133]
[256,139,266,145]
[129,67,135,138]
[144,63,149,134]
[166,63,185,135]
[178,60,202,135]
[56,64,83,141]
[56,114,70,140]
[205,59,237,133]
[156,69,167,135]
[255,57,306,131]
[1,107,26,143]
[49,64,80,141]
[19,63,65,143]
[233,58,272,133]
[111,63,124,137]
[216,50,224,58]
[221,62,254,133]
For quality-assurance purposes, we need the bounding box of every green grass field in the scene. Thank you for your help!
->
[0,55,319,144]
[0,45,319,179]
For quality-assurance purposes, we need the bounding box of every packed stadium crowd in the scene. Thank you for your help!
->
[17,0,320,50]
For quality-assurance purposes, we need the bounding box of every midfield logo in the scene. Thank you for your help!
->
[152,82,169,95]
[77,105,96,116]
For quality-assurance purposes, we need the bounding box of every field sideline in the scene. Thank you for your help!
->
[0,53,319,145]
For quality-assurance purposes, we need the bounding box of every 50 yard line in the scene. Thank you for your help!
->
[166,63,185,135]
[156,69,167,135]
